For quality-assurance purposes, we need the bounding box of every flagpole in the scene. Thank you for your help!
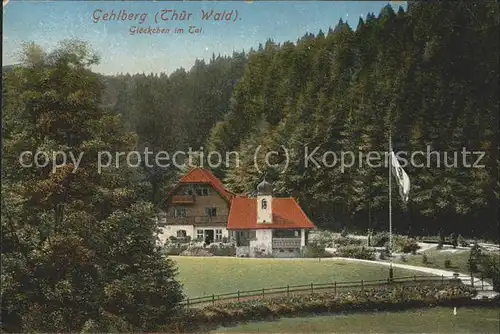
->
[389,130,394,281]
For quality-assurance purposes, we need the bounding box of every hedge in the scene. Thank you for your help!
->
[336,246,375,260]
[162,282,493,333]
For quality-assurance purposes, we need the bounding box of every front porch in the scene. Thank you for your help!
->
[232,229,309,257]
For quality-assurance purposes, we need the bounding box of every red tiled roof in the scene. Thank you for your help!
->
[167,167,235,203]
[227,197,316,230]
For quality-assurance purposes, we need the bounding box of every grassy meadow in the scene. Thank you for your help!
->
[395,248,472,272]
[215,307,500,333]
[172,257,423,298]
[394,247,500,275]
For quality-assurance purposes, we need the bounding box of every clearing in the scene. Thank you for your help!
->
[173,257,426,298]
[393,246,500,276]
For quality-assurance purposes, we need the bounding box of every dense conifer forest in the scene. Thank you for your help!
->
[100,2,498,237]
[2,1,499,332]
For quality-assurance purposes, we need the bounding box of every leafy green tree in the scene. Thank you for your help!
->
[1,40,183,332]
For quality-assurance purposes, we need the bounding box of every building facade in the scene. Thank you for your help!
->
[158,168,316,257]
[157,168,235,245]
[227,179,315,257]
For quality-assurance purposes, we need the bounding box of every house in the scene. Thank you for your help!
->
[158,168,316,257]
[227,179,316,257]
[157,168,235,245]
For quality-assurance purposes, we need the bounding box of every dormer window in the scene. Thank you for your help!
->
[181,186,194,195]
[261,199,267,210]
[195,186,209,196]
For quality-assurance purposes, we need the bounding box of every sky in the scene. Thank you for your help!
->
[3,1,406,75]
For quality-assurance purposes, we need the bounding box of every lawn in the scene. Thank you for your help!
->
[395,248,472,273]
[394,247,500,276]
[215,307,500,333]
[172,257,424,298]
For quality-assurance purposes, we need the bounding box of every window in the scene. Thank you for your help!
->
[215,229,223,241]
[195,186,209,196]
[197,229,204,240]
[261,198,267,209]
[177,230,187,238]
[181,186,194,195]
[273,230,299,238]
[205,207,217,217]
[174,207,186,217]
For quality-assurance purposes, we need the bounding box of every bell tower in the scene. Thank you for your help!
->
[256,178,273,224]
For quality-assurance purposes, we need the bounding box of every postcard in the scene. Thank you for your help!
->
[2,1,499,333]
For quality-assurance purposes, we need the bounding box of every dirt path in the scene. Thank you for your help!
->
[320,257,497,298]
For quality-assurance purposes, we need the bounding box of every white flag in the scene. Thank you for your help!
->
[390,151,410,202]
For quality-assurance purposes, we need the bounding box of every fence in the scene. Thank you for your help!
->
[181,275,460,307]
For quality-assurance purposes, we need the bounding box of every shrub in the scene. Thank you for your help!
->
[468,243,482,273]
[438,230,445,243]
[477,253,500,292]
[302,241,329,258]
[167,283,476,333]
[208,243,236,256]
[379,246,390,260]
[164,243,189,255]
[372,232,390,247]
[368,233,378,247]
[334,236,363,247]
[336,246,375,260]
[468,253,479,273]
[450,233,458,249]
[254,248,274,258]
[313,230,335,247]
[458,235,469,247]
[394,236,420,254]
[444,259,452,268]
[437,241,443,250]
[81,312,134,332]
[340,227,349,237]
[470,243,481,256]
[400,255,407,262]
[180,245,213,257]
[422,254,429,264]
